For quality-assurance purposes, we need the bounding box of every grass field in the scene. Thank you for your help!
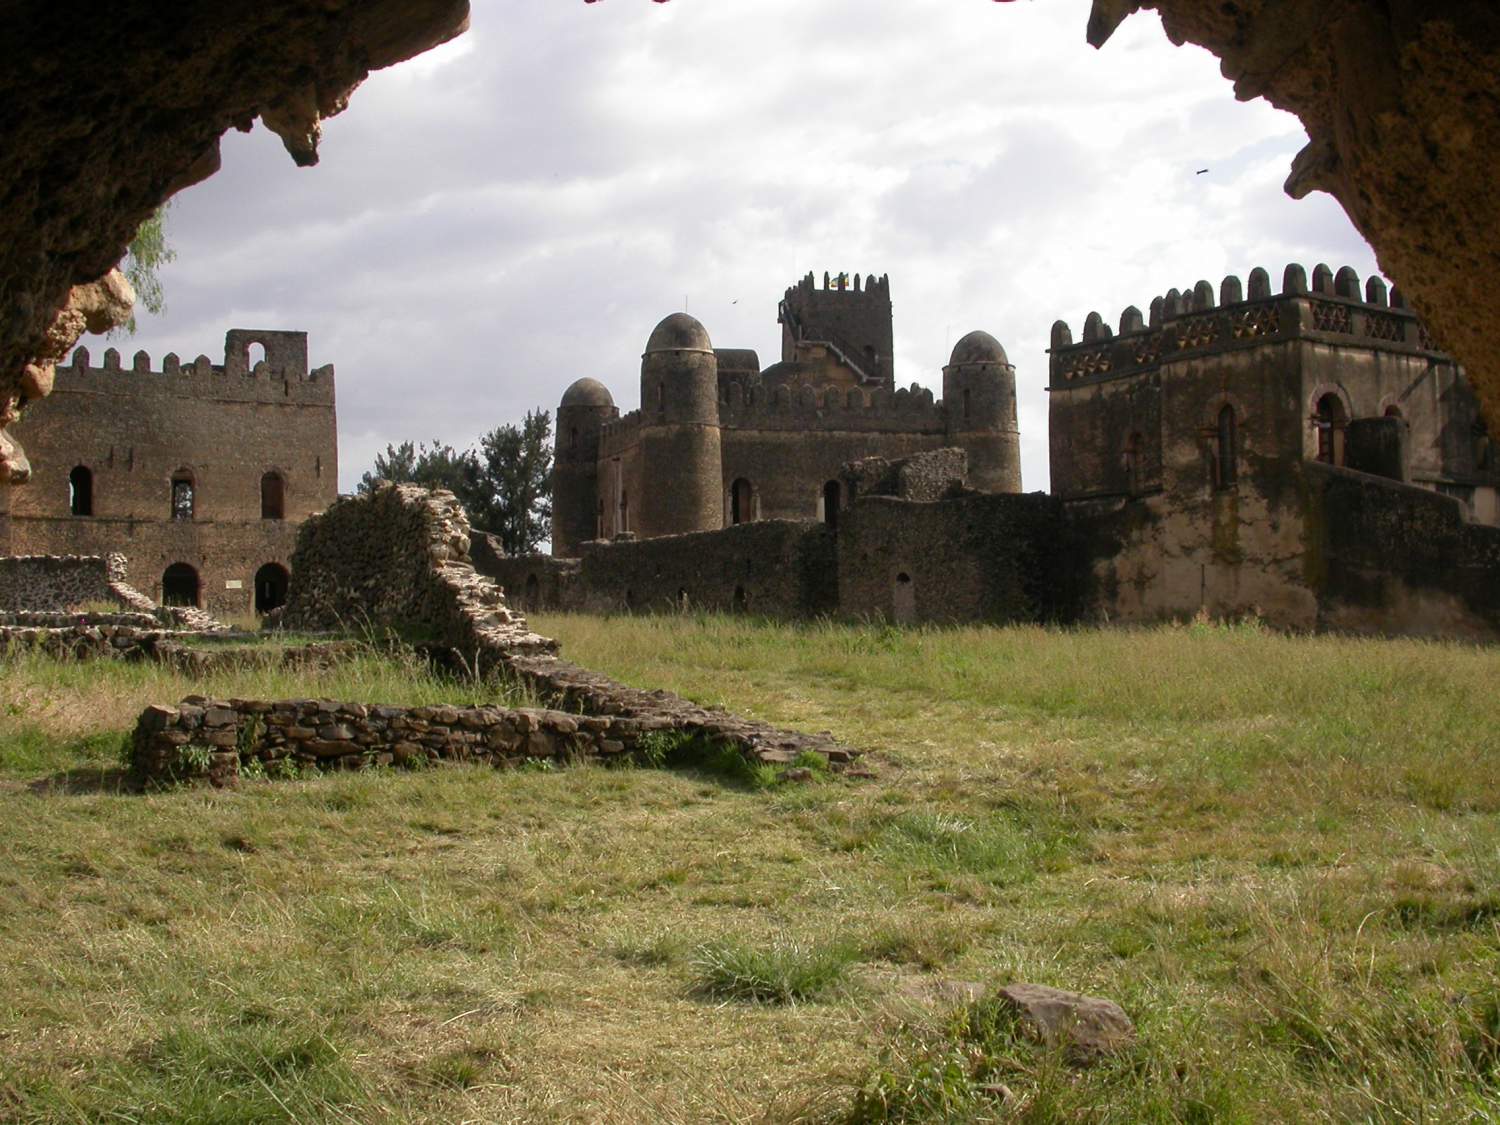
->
[1,614,1498,1122]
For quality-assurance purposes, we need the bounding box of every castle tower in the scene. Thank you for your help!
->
[943,331,1022,493]
[552,377,617,557]
[777,271,894,389]
[638,313,723,537]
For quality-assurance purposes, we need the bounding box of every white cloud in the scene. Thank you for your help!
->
[107,0,1381,495]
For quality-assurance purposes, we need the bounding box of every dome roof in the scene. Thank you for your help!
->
[560,377,614,409]
[645,312,713,354]
[949,330,1010,367]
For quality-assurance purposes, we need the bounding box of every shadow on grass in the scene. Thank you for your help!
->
[26,765,136,795]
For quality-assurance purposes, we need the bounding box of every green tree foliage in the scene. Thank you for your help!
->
[358,410,554,555]
[115,204,176,336]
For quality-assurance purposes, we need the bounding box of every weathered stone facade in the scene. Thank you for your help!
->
[552,273,1023,555]
[0,330,338,616]
[502,262,1500,640]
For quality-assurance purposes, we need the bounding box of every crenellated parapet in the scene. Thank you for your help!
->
[56,328,335,406]
[1048,263,1449,390]
[717,377,944,434]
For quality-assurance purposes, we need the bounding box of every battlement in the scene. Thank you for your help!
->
[718,377,944,434]
[1048,263,1450,390]
[55,328,335,406]
[782,270,892,301]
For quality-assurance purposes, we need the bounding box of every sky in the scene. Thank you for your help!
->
[99,0,1381,495]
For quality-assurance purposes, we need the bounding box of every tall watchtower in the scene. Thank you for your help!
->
[777,271,894,390]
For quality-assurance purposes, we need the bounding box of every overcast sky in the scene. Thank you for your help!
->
[100,0,1380,494]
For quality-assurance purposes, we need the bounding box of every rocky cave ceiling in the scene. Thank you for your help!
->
[1,0,1495,480]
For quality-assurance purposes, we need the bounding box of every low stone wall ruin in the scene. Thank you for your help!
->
[0,551,224,631]
[131,691,855,788]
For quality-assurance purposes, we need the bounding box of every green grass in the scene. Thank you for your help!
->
[2,613,1500,1121]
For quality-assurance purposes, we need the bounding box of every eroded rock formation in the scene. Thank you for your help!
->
[1092,1,1500,417]
[2,0,469,480]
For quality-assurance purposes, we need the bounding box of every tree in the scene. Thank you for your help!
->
[357,439,480,499]
[358,410,553,554]
[476,409,553,555]
[114,204,176,336]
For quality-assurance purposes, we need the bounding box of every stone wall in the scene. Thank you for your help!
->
[838,491,1082,625]
[479,520,837,617]
[280,482,553,654]
[1305,461,1500,639]
[0,554,116,612]
[131,684,858,788]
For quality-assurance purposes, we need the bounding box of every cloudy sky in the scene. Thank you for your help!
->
[102,0,1380,494]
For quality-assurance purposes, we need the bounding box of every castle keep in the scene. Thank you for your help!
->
[489,264,1500,640]
[551,272,1021,556]
[0,329,338,616]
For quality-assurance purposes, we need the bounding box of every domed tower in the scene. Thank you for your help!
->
[552,377,617,557]
[638,312,723,537]
[943,331,1022,493]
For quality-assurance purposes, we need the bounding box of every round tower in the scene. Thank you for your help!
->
[943,330,1022,493]
[552,377,617,557]
[638,312,722,537]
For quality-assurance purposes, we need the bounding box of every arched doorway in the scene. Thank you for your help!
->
[892,571,915,625]
[822,480,841,529]
[254,563,289,613]
[730,478,754,525]
[260,471,285,519]
[162,563,200,608]
[1313,394,1348,465]
[69,465,93,516]
[524,573,540,608]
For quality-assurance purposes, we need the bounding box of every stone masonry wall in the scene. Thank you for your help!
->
[281,482,553,654]
[0,554,115,611]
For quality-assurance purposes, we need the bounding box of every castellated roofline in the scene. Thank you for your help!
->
[55,328,334,405]
[784,270,892,300]
[1048,262,1449,390]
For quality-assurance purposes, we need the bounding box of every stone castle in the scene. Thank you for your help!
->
[486,266,1500,640]
[552,271,1020,556]
[0,329,337,616]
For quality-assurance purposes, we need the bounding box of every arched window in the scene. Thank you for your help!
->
[1313,394,1347,465]
[69,465,93,516]
[260,471,285,520]
[161,563,200,608]
[246,341,267,371]
[730,478,754,525]
[822,480,841,530]
[170,469,194,520]
[1122,433,1142,495]
[569,426,578,453]
[963,388,971,420]
[1215,406,1237,489]
[657,382,665,412]
[253,563,289,613]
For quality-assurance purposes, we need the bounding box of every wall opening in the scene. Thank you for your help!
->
[170,469,195,521]
[246,341,267,371]
[1123,432,1141,495]
[730,477,754,525]
[733,585,749,613]
[892,571,915,625]
[619,489,629,533]
[596,498,604,539]
[676,587,689,611]
[1313,394,1347,465]
[260,471,285,520]
[68,465,93,516]
[822,479,841,530]
[1215,406,1237,489]
[524,572,540,608]
[254,562,289,613]
[963,387,971,420]
[162,563,200,608]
